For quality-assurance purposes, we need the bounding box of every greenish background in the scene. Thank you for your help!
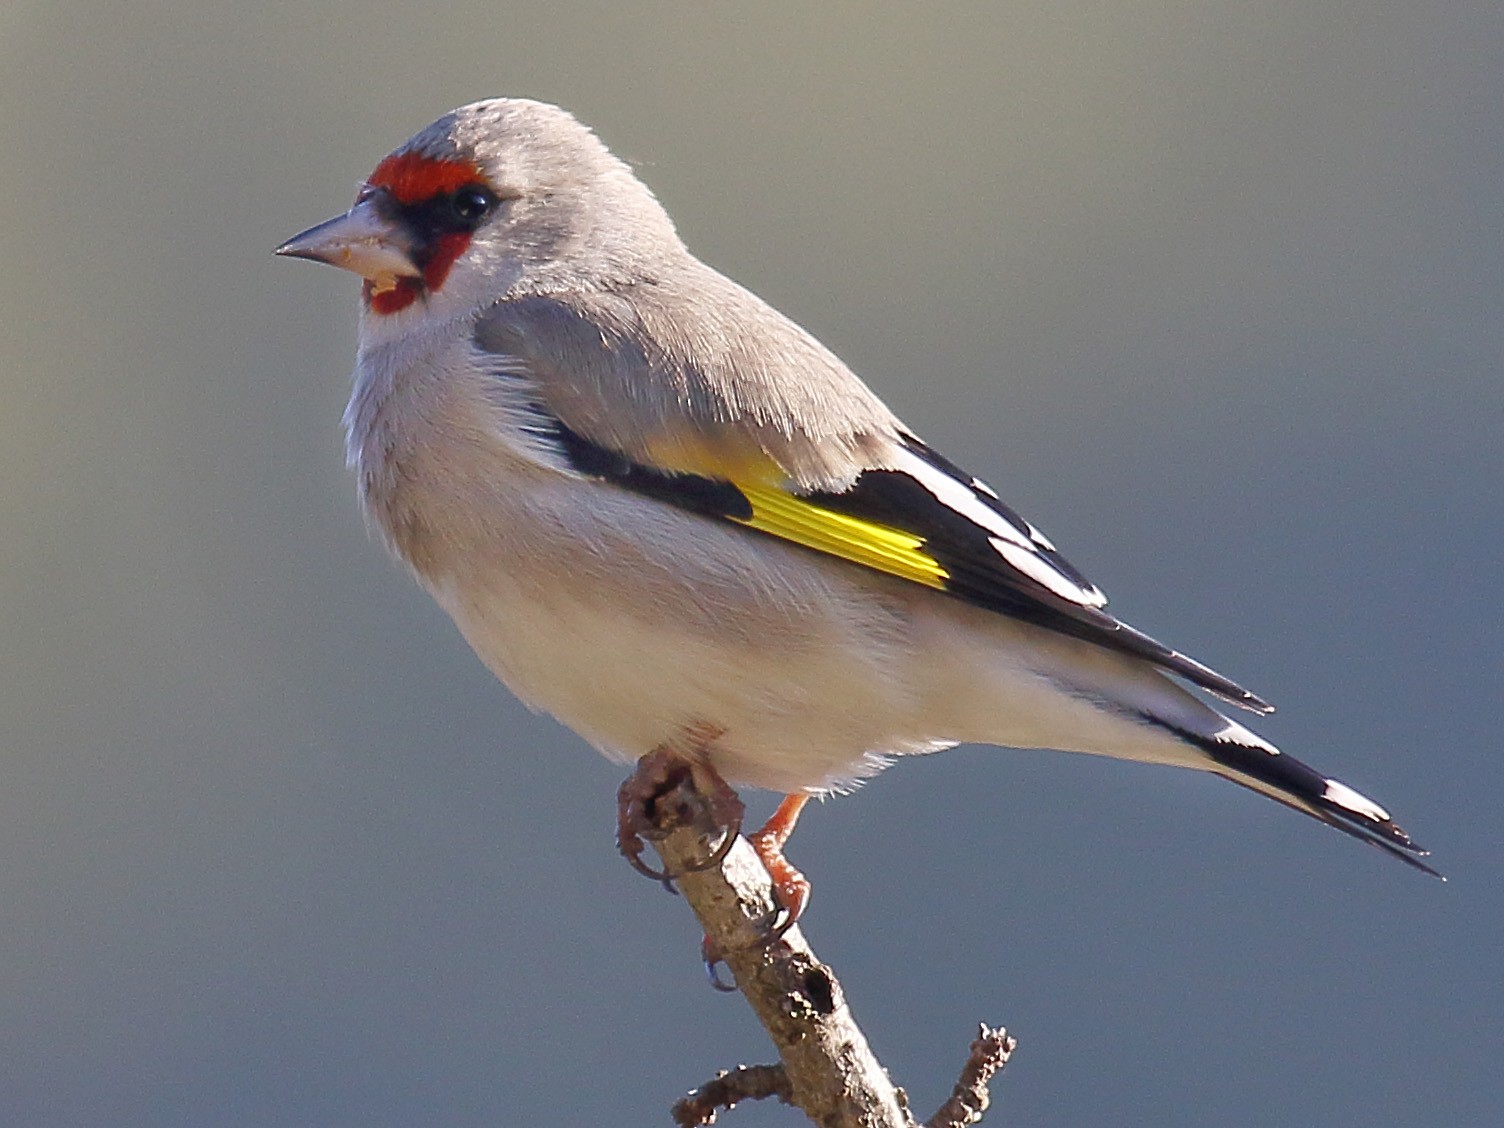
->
[3,3,1498,1124]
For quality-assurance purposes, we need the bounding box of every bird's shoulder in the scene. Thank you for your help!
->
[471,265,903,488]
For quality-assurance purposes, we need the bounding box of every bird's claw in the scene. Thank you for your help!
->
[746,793,813,940]
[698,864,806,994]
[761,866,812,942]
[701,934,738,992]
[619,843,680,893]
[618,748,820,993]
[616,742,744,893]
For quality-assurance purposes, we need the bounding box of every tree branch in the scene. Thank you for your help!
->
[924,1026,1017,1128]
[621,754,1016,1126]
[672,1064,793,1126]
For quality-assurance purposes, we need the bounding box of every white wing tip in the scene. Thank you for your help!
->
[991,537,1096,605]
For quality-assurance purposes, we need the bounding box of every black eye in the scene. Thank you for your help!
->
[450,186,496,224]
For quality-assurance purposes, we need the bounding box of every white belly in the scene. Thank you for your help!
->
[423,495,951,793]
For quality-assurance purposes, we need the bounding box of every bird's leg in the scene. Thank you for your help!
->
[749,793,812,938]
[618,744,812,989]
[698,793,813,991]
[616,731,742,891]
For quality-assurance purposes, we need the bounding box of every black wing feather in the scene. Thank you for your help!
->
[809,436,1274,714]
[553,422,1271,715]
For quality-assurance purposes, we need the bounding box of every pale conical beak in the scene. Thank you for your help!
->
[275,194,421,289]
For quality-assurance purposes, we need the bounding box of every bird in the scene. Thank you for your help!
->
[276,97,1438,928]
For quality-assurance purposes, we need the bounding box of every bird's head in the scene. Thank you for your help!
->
[277,98,682,330]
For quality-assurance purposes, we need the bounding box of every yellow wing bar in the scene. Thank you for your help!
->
[734,484,949,591]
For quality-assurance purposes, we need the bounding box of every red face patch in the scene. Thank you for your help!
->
[363,231,470,316]
[366,151,484,206]
[361,152,487,315]
[364,277,422,315]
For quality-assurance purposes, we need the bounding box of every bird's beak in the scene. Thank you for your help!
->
[275,194,421,290]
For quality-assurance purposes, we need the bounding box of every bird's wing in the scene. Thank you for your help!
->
[472,287,1272,715]
[474,275,907,489]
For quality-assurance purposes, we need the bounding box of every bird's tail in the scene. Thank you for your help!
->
[1147,713,1442,878]
[917,602,1440,877]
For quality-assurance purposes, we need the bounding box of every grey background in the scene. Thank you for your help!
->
[2,3,1499,1125]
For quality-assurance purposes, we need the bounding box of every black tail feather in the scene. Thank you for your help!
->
[1146,716,1442,879]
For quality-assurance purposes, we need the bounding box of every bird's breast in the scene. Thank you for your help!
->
[345,328,527,574]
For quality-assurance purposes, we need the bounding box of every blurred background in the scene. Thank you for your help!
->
[2,3,1499,1125]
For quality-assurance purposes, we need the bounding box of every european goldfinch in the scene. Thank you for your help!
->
[277,98,1437,924]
